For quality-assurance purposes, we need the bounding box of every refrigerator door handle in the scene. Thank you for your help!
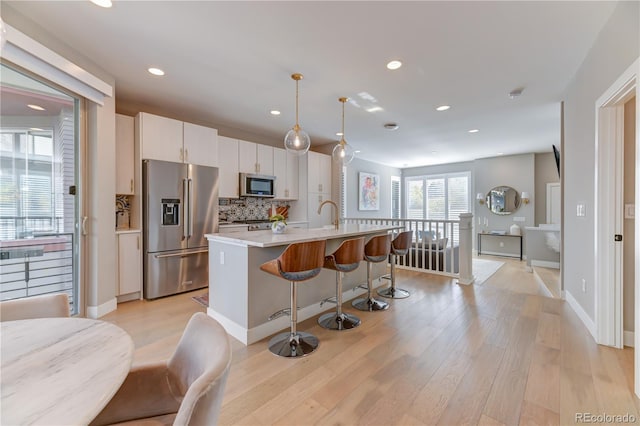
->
[188,178,194,238]
[183,178,189,240]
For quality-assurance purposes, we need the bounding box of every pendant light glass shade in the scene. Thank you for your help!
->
[284,73,311,156]
[332,97,355,165]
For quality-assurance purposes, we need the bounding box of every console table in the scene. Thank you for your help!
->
[477,233,523,260]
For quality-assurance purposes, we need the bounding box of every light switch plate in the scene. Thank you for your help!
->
[576,203,586,217]
[625,204,635,219]
[513,217,525,222]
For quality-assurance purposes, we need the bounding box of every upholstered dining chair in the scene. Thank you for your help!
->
[0,293,70,321]
[91,312,232,426]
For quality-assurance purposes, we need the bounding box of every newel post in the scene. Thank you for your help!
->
[457,212,475,285]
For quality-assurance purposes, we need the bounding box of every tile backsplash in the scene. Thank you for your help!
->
[219,197,290,222]
[115,195,131,229]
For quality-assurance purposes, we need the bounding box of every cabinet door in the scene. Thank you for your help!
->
[238,140,257,173]
[273,147,287,199]
[318,153,332,194]
[118,232,142,295]
[286,151,299,200]
[183,122,218,167]
[307,151,320,193]
[139,112,183,163]
[256,144,273,175]
[218,136,239,198]
[307,193,332,229]
[115,114,135,195]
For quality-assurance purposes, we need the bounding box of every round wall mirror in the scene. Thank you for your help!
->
[486,186,521,215]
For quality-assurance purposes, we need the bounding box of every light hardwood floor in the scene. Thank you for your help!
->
[102,256,638,425]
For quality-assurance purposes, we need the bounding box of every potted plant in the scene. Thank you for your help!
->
[269,214,287,234]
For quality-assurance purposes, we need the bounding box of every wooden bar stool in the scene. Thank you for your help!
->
[318,237,365,331]
[378,230,412,299]
[260,240,326,358]
[352,234,391,312]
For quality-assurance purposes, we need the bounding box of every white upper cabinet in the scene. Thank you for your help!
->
[238,140,274,175]
[138,112,218,167]
[183,122,218,167]
[115,114,135,195]
[273,147,299,200]
[218,136,239,198]
[307,151,331,194]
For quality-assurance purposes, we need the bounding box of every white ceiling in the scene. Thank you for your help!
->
[3,1,617,168]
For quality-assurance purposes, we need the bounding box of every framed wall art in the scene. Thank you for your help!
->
[358,172,379,211]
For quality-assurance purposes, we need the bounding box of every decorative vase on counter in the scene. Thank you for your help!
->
[272,221,286,234]
[510,224,521,235]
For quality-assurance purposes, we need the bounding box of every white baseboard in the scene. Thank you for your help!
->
[479,250,521,259]
[531,260,560,269]
[565,290,597,340]
[624,330,635,347]
[86,297,117,319]
[208,285,369,345]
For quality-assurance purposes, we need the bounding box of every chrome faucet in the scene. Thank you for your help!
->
[318,200,339,229]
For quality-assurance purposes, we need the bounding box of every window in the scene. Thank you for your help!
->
[391,176,400,219]
[405,172,471,220]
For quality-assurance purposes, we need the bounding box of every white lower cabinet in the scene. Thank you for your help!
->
[117,232,142,296]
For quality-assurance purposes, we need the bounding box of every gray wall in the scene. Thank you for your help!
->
[535,152,560,226]
[344,157,401,218]
[563,1,639,322]
[624,98,636,333]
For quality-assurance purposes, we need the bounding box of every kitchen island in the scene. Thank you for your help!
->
[205,224,399,345]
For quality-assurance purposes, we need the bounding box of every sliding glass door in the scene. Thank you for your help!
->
[0,63,82,315]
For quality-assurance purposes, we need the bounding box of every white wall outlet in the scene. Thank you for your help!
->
[576,203,586,217]
[582,278,586,292]
[625,204,635,219]
[220,251,225,265]
[513,217,525,222]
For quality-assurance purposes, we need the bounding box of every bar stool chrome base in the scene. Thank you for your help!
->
[352,297,389,311]
[377,286,410,299]
[268,331,319,358]
[318,311,361,330]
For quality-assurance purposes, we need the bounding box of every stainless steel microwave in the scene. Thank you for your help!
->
[240,173,276,198]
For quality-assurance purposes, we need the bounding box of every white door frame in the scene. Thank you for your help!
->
[594,57,638,394]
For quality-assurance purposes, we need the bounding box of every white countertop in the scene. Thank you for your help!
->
[206,224,399,248]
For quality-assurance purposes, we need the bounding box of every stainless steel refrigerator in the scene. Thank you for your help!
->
[143,160,218,299]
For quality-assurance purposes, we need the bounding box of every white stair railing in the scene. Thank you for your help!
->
[344,216,473,281]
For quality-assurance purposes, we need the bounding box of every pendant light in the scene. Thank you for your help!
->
[332,97,355,165]
[284,73,311,156]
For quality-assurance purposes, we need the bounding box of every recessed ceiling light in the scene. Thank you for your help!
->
[436,105,450,111]
[90,0,112,8]
[29,127,44,131]
[366,106,383,113]
[468,129,479,133]
[386,60,402,70]
[383,123,399,131]
[336,132,343,136]
[27,104,45,111]
[497,152,504,156]
[148,68,165,76]
[270,110,281,116]
[354,150,361,154]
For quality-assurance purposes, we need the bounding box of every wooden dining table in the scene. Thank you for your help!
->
[1,317,134,425]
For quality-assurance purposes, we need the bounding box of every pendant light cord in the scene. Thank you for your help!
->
[295,79,300,128]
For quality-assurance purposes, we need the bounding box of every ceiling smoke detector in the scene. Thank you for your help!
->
[384,123,399,131]
[509,88,524,99]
